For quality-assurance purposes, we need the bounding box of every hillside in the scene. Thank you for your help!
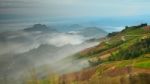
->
[27,24,150,84]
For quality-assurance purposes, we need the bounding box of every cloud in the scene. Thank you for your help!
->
[103,26,124,32]
[0,30,86,55]
[46,33,85,47]
[0,29,100,84]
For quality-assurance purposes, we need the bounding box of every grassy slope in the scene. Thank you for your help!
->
[27,25,150,84]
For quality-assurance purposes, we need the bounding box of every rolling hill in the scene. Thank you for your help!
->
[27,24,150,84]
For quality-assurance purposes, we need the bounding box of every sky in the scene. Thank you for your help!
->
[0,0,150,17]
[0,0,150,32]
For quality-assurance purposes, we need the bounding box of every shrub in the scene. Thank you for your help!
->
[109,38,150,61]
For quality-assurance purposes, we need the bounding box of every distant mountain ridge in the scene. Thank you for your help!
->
[24,24,57,32]
[24,24,107,39]
[77,27,107,38]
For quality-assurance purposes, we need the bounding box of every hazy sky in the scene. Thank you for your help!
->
[0,0,150,17]
[0,0,150,31]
